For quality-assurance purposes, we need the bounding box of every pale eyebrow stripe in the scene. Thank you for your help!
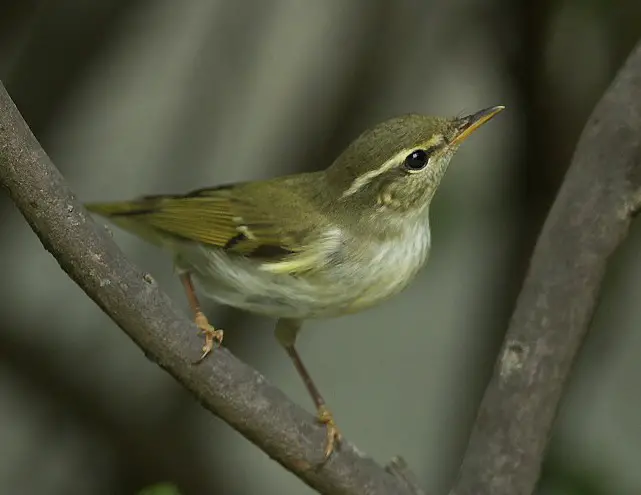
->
[341,148,411,199]
[340,135,444,199]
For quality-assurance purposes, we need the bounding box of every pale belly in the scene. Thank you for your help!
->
[174,225,431,320]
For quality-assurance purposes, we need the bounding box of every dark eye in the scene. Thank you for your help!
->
[403,149,430,171]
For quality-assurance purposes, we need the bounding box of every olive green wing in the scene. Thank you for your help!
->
[85,183,326,274]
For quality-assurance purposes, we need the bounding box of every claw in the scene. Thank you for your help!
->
[318,405,342,460]
[192,312,224,364]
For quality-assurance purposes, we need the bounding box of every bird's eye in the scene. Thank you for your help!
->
[403,149,430,171]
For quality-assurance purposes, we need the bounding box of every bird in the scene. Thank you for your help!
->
[85,105,504,460]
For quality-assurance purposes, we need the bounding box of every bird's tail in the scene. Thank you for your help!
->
[85,198,168,246]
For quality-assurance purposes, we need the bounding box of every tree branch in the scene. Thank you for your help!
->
[0,82,424,495]
[450,39,641,495]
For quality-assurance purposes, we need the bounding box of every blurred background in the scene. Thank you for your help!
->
[0,1,640,494]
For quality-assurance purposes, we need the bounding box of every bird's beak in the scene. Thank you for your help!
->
[450,105,504,145]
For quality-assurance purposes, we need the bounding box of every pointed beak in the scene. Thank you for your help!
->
[450,105,505,145]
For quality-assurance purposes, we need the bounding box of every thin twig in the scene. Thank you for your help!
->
[450,39,641,495]
[386,457,427,495]
[0,81,423,495]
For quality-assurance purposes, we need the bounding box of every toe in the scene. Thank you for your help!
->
[324,427,339,459]
[318,406,342,459]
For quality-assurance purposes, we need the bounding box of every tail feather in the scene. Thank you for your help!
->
[84,199,159,218]
[85,198,169,246]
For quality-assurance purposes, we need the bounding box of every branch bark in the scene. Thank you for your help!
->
[450,39,641,495]
[0,82,423,495]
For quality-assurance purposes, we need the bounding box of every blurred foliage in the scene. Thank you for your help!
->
[540,454,608,495]
[138,483,182,495]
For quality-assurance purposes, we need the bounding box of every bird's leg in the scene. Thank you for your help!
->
[275,318,342,460]
[180,272,223,363]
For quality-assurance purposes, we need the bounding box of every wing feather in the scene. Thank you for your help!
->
[85,183,327,271]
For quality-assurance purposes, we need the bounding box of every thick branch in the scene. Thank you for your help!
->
[0,82,423,495]
[451,40,641,495]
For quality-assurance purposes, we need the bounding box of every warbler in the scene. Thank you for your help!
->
[85,105,504,459]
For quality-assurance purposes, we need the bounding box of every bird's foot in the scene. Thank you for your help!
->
[318,404,342,460]
[192,311,224,364]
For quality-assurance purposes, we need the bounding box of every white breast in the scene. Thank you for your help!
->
[177,215,432,319]
[340,218,431,312]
